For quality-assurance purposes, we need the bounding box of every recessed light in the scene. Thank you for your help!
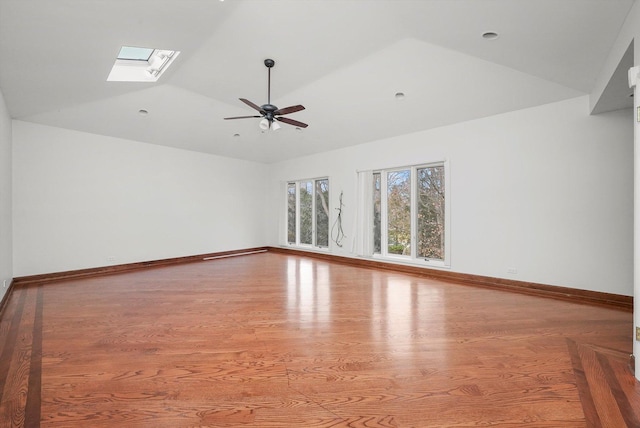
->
[233,133,240,137]
[482,31,499,40]
[138,109,148,116]
[395,92,405,100]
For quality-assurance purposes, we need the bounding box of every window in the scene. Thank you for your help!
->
[416,165,445,260]
[386,169,411,255]
[373,173,382,253]
[374,162,449,266]
[315,179,330,247]
[287,183,296,244]
[300,181,313,245]
[287,178,330,248]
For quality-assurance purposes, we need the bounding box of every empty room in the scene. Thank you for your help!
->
[1,0,639,427]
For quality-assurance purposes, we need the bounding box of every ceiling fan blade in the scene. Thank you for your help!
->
[224,115,262,120]
[274,105,305,116]
[276,117,308,128]
[239,98,264,113]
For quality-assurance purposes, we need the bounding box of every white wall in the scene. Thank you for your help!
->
[269,96,634,296]
[12,121,269,276]
[0,88,12,300]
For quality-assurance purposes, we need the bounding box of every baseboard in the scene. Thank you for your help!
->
[0,279,14,315]
[268,246,633,311]
[12,247,269,287]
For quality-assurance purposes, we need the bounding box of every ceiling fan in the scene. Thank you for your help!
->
[224,59,308,130]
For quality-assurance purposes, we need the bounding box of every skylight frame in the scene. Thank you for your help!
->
[107,45,180,83]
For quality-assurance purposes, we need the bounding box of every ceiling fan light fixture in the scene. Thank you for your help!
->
[259,118,270,130]
[271,121,281,131]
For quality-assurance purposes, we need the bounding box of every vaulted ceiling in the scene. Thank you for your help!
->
[0,0,635,163]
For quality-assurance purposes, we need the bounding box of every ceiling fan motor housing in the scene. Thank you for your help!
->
[262,104,277,122]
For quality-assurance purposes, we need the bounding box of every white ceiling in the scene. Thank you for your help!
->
[0,0,635,163]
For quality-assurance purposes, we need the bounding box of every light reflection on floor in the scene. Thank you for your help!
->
[286,257,447,364]
[287,258,331,327]
[369,275,446,366]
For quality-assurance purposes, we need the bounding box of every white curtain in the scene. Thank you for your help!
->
[351,170,374,257]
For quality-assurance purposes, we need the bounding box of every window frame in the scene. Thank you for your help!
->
[374,161,450,268]
[286,177,331,250]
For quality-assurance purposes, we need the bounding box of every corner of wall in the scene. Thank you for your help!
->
[0,86,13,304]
[590,2,640,111]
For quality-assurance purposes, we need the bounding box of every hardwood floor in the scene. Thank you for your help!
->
[0,252,637,427]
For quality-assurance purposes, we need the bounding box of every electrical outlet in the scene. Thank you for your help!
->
[636,327,640,341]
[107,256,116,262]
[2,280,6,288]
[507,267,518,274]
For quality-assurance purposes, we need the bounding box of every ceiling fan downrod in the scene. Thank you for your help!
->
[265,58,274,106]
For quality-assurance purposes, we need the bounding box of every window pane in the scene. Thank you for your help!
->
[373,172,381,253]
[117,46,154,61]
[417,166,445,260]
[387,170,411,255]
[300,181,313,245]
[287,183,296,244]
[315,179,329,247]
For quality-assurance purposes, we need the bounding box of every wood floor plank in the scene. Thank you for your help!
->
[0,288,26,406]
[0,252,637,427]
[0,290,20,369]
[0,287,37,428]
[25,286,43,428]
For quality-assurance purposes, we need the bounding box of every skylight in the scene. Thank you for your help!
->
[117,46,154,61]
[107,46,180,82]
